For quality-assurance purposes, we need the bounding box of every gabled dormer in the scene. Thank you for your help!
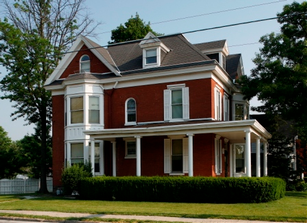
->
[139,32,170,68]
[194,40,229,70]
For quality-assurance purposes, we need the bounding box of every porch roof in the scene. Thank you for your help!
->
[84,119,271,143]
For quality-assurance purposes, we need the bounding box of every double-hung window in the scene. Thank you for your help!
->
[71,96,83,124]
[125,98,136,125]
[234,144,245,173]
[215,88,222,121]
[164,137,188,174]
[235,103,245,120]
[223,94,229,121]
[125,139,136,158]
[88,96,100,124]
[215,136,222,175]
[164,84,189,121]
[71,143,84,165]
[145,49,157,65]
[89,142,101,173]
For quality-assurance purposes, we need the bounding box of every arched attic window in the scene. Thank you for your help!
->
[125,98,136,125]
[80,55,90,72]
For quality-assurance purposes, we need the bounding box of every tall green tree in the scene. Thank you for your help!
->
[239,2,307,133]
[0,0,98,193]
[239,1,307,176]
[0,126,23,178]
[109,13,162,44]
[18,124,52,179]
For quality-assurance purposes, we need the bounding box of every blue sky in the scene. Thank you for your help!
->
[0,0,303,140]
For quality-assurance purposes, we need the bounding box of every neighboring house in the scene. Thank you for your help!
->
[45,32,271,191]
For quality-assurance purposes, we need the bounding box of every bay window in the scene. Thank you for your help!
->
[71,96,83,124]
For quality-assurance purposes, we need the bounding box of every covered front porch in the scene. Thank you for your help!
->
[84,120,271,178]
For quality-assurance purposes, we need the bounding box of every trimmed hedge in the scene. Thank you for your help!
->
[79,176,286,203]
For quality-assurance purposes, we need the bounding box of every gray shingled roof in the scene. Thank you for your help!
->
[194,40,226,52]
[47,34,241,87]
[107,34,211,72]
[83,36,119,72]
[226,54,241,79]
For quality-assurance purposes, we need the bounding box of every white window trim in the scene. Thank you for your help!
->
[67,94,103,126]
[88,95,100,124]
[223,94,229,121]
[164,84,189,122]
[215,136,222,175]
[164,136,188,175]
[215,87,222,121]
[143,47,160,68]
[125,98,137,126]
[124,138,136,159]
[80,54,90,72]
[88,140,104,175]
[68,95,84,125]
[68,141,85,166]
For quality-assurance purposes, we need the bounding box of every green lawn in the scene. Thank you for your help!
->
[0,192,306,222]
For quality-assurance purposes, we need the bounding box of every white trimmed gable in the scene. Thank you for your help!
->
[139,32,170,68]
[45,36,121,86]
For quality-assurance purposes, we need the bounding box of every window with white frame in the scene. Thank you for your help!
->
[80,55,90,72]
[145,49,157,65]
[125,98,136,125]
[125,139,136,158]
[164,84,189,121]
[215,136,222,175]
[71,143,84,165]
[215,88,222,120]
[234,144,245,173]
[164,137,188,174]
[89,96,100,124]
[223,94,229,121]
[70,96,83,124]
[89,142,101,173]
[235,103,245,120]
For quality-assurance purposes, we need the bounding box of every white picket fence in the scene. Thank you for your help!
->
[0,178,53,194]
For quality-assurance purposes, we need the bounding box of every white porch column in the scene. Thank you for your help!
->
[245,130,252,177]
[111,140,116,177]
[90,138,95,176]
[135,136,141,176]
[187,134,194,177]
[66,142,71,167]
[263,142,268,176]
[256,137,261,177]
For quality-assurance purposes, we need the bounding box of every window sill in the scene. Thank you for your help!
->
[169,173,184,176]
[125,122,136,126]
[124,156,136,159]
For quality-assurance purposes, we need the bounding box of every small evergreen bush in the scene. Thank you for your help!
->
[61,163,92,195]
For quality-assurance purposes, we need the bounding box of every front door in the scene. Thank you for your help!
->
[233,143,247,177]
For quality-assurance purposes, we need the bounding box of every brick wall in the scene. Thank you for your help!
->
[104,79,214,128]
[52,95,65,189]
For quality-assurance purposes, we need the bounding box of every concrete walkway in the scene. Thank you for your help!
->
[0,210,295,223]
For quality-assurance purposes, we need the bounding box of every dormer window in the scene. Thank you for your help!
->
[139,32,170,69]
[80,55,90,72]
[146,49,157,64]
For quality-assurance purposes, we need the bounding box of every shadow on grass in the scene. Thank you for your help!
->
[285,191,307,198]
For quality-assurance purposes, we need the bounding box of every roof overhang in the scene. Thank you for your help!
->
[84,119,271,142]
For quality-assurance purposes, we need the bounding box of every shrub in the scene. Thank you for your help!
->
[79,176,286,203]
[61,163,92,195]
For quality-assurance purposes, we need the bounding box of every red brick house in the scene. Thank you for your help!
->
[45,32,271,191]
